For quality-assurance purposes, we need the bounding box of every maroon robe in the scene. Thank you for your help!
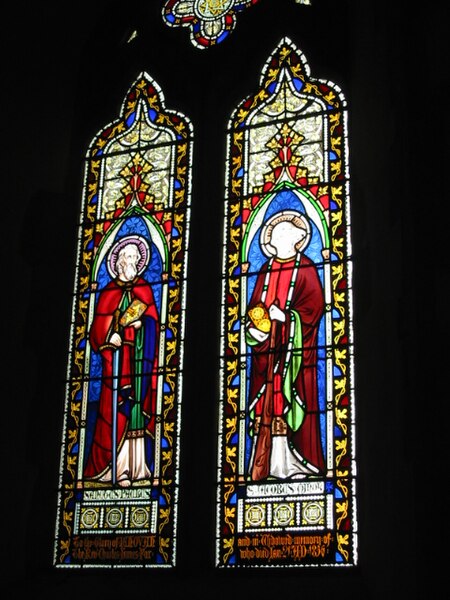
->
[248,254,325,473]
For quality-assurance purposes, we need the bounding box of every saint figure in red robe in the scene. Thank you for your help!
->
[84,236,159,488]
[246,210,325,480]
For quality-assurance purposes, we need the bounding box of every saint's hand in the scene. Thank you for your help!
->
[248,326,269,343]
[110,332,122,347]
[129,320,142,329]
[269,303,286,322]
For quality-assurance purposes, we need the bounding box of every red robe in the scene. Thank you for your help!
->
[84,276,159,480]
[248,254,325,473]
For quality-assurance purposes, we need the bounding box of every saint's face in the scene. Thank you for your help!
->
[270,221,305,258]
[118,244,140,281]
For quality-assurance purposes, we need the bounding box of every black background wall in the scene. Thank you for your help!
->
[3,1,447,598]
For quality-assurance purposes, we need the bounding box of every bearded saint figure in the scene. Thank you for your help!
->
[84,236,159,488]
[246,210,325,481]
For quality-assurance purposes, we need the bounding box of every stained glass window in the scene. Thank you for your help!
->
[162,0,261,49]
[54,72,193,567]
[216,37,357,568]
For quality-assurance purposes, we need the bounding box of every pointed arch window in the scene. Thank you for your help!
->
[216,37,357,568]
[54,73,193,568]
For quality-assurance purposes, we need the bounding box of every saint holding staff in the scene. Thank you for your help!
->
[84,235,160,488]
[246,210,325,481]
